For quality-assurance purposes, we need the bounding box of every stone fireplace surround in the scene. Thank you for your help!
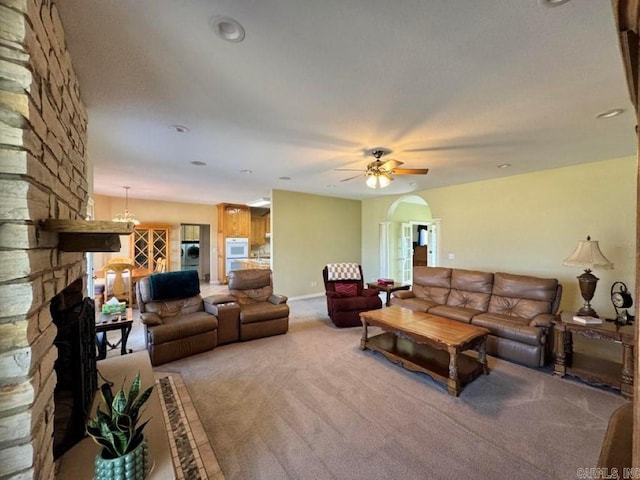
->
[0,1,91,478]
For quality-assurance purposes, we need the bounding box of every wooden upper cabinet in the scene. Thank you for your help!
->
[250,216,266,245]
[217,204,250,237]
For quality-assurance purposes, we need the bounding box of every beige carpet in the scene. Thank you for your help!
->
[134,296,628,480]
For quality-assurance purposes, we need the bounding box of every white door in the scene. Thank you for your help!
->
[400,223,413,284]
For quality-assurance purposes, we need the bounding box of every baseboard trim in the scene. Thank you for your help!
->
[289,293,324,301]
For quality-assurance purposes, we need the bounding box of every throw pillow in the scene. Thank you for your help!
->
[334,282,358,297]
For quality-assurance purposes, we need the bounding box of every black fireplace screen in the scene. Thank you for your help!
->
[51,292,97,459]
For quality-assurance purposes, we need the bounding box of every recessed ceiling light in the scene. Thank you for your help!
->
[409,182,417,186]
[210,16,245,43]
[596,108,625,119]
[279,176,291,181]
[240,169,252,174]
[540,0,571,7]
[169,124,190,133]
[327,184,336,188]
[191,161,206,166]
[498,163,511,169]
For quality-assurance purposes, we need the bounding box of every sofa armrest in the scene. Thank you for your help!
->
[529,313,556,328]
[140,312,163,326]
[269,294,288,305]
[203,294,236,305]
[393,290,415,300]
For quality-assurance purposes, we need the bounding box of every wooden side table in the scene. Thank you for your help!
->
[553,311,634,398]
[366,282,411,307]
[95,307,134,360]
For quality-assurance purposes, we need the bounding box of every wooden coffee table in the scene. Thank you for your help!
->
[360,306,489,396]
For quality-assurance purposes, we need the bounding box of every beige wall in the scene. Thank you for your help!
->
[93,194,217,278]
[362,156,637,317]
[272,189,361,297]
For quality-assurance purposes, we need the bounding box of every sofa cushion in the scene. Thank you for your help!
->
[148,311,218,344]
[239,302,290,324]
[140,312,162,326]
[447,269,493,311]
[144,294,204,318]
[428,305,481,323]
[228,269,273,304]
[411,266,452,304]
[472,313,542,346]
[334,282,358,296]
[389,296,437,312]
[488,272,558,319]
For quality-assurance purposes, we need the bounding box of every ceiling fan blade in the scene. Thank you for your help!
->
[340,174,363,182]
[392,168,429,175]
[334,168,365,172]
[380,159,403,170]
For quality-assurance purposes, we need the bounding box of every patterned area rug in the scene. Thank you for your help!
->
[155,373,224,480]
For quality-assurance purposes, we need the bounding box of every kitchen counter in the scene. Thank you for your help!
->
[238,258,271,269]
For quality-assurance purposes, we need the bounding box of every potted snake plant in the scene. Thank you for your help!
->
[86,372,154,480]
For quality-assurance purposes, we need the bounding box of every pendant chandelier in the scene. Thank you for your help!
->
[112,186,140,225]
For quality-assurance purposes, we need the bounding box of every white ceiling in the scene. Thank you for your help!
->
[55,0,636,206]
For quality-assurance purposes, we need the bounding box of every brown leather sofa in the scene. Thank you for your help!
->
[137,270,218,366]
[390,266,562,367]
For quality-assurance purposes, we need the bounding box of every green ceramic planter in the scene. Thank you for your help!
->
[94,438,149,480]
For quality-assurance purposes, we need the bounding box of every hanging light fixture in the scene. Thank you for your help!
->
[112,186,140,225]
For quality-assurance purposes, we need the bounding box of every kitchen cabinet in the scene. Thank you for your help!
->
[182,225,200,242]
[218,204,250,237]
[131,224,171,271]
[217,203,251,283]
[250,216,267,245]
[265,212,270,235]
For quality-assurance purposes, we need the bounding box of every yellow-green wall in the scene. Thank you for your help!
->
[93,194,217,275]
[272,189,361,296]
[362,156,637,317]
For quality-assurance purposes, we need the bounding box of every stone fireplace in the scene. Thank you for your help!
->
[0,1,91,478]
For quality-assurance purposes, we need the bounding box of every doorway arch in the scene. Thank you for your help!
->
[380,195,439,284]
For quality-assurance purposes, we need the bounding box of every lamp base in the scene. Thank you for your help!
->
[576,305,599,318]
[576,269,599,318]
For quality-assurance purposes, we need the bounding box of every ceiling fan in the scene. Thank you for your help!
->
[335,148,429,189]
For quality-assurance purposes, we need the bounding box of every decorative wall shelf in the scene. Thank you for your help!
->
[40,220,135,252]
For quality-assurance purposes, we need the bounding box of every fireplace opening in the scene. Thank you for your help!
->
[50,278,98,459]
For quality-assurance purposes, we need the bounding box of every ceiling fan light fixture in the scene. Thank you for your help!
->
[366,172,392,189]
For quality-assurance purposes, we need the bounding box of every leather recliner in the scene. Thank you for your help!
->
[137,270,218,366]
[227,269,289,341]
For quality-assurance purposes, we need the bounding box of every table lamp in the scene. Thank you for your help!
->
[562,236,613,317]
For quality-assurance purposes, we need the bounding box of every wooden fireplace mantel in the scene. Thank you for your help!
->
[39,219,134,252]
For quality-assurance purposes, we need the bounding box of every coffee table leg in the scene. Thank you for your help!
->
[96,332,107,360]
[478,338,489,375]
[447,346,460,397]
[121,325,132,355]
[360,318,368,350]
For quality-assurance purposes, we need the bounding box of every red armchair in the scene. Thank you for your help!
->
[322,264,382,327]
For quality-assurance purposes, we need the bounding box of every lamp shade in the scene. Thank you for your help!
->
[562,236,613,270]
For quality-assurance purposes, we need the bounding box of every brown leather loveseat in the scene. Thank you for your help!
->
[390,266,562,367]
